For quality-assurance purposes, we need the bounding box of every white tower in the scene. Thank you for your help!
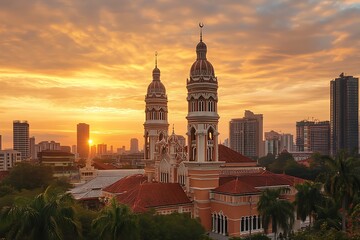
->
[186,24,220,162]
[144,53,169,160]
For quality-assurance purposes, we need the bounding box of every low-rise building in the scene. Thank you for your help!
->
[0,150,21,171]
[38,150,79,180]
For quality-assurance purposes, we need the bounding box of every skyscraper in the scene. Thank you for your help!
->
[13,120,29,160]
[130,138,139,153]
[29,136,36,160]
[265,130,281,156]
[77,123,89,159]
[296,120,330,155]
[229,110,264,159]
[280,133,294,152]
[330,73,359,155]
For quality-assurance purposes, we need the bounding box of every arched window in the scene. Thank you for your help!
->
[160,159,170,183]
[208,98,215,112]
[191,101,196,112]
[159,110,164,120]
[145,132,150,159]
[198,97,205,111]
[207,128,214,161]
[241,217,245,232]
[177,163,187,186]
[159,132,164,141]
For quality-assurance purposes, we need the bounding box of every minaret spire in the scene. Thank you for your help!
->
[172,124,175,134]
[155,51,158,68]
[199,22,204,42]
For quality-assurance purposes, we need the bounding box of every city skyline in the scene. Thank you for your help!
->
[1,1,360,149]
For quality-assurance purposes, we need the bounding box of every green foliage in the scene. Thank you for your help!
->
[229,233,270,240]
[320,152,360,231]
[138,211,205,240]
[258,153,276,168]
[0,185,15,197]
[74,203,98,240]
[0,186,80,240]
[295,181,323,223]
[92,198,139,240]
[289,223,358,240]
[1,163,53,190]
[257,188,295,238]
[0,188,43,209]
[263,152,320,180]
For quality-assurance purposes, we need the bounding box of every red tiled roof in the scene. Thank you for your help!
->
[218,144,255,163]
[116,182,191,212]
[103,174,148,193]
[92,161,119,170]
[213,178,260,195]
[219,170,304,189]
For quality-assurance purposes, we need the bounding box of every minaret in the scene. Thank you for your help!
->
[186,23,220,162]
[144,52,169,161]
[184,24,223,231]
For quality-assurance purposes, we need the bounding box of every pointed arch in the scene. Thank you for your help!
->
[145,131,150,159]
[198,96,205,111]
[207,126,215,161]
[159,158,170,183]
[177,162,187,187]
[159,132,164,141]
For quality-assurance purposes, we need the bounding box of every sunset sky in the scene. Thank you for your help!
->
[1,0,359,150]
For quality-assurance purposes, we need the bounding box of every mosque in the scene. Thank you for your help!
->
[101,25,306,238]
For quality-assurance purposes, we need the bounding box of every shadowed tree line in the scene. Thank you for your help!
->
[1,155,360,240]
[256,151,360,240]
[0,163,206,240]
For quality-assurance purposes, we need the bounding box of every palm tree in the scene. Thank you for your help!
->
[321,152,360,231]
[295,181,323,226]
[257,188,295,240]
[92,198,139,240]
[0,186,80,240]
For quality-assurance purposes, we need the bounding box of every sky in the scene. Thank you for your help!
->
[0,0,360,150]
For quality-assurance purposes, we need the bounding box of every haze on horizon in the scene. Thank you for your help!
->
[0,0,359,150]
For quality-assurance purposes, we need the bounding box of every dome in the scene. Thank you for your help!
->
[190,59,215,77]
[147,80,166,95]
[147,65,166,95]
[189,26,215,77]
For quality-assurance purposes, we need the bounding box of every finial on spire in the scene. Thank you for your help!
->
[172,124,175,134]
[155,51,158,68]
[199,22,204,42]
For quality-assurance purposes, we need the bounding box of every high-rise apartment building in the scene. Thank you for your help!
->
[229,110,264,159]
[29,136,36,160]
[77,123,89,159]
[296,120,330,155]
[280,133,294,152]
[13,120,29,160]
[330,73,359,155]
[130,138,139,153]
[264,130,281,156]
[97,144,107,156]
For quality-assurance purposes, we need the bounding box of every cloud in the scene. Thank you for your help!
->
[0,0,359,149]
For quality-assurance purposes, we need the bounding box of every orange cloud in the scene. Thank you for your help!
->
[0,0,359,149]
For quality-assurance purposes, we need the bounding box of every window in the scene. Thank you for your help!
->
[198,99,204,111]
[191,101,196,111]
[208,100,215,112]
